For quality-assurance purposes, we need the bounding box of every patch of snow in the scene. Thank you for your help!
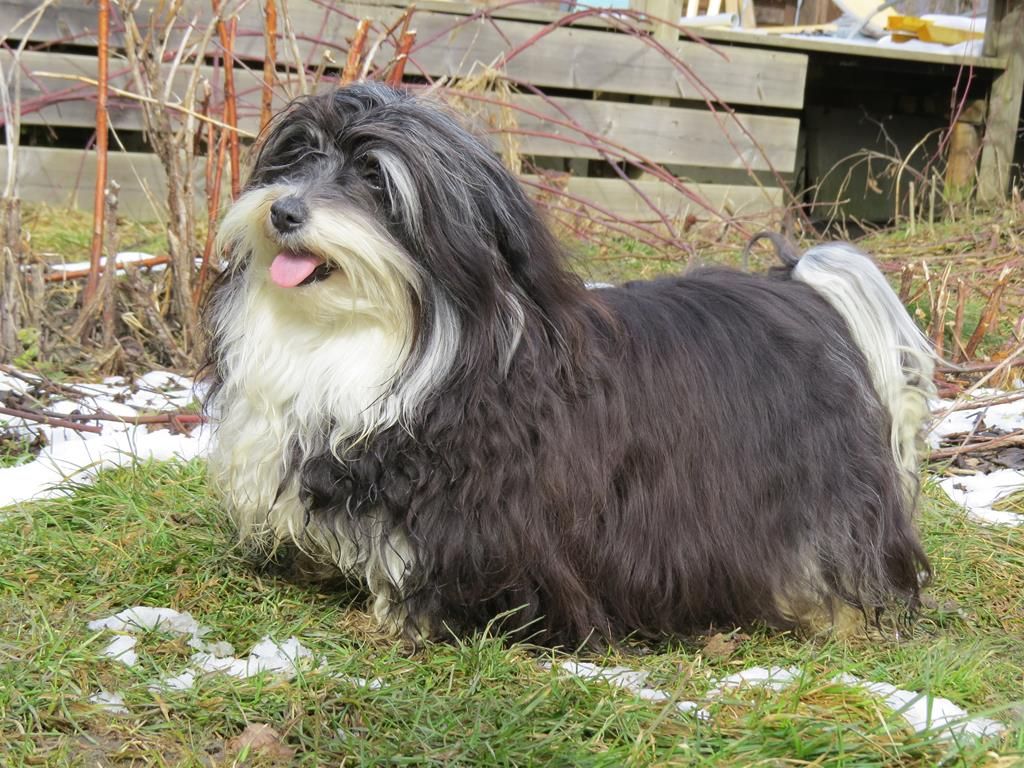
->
[939,470,1024,526]
[554,660,649,689]
[87,608,337,694]
[709,665,799,694]
[99,635,139,667]
[89,606,209,637]
[126,371,198,411]
[197,639,236,657]
[929,391,1024,447]
[135,371,193,391]
[548,661,1003,740]
[546,660,701,715]
[191,636,314,680]
[47,251,170,276]
[89,690,130,715]
[1,368,208,511]
[155,636,316,692]
[87,606,383,702]
[928,393,1024,524]
[349,676,384,690]
[833,673,1004,739]
[0,422,209,508]
[0,370,35,396]
[158,670,198,692]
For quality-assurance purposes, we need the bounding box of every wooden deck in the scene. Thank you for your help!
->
[695,26,1005,69]
[1,0,1020,224]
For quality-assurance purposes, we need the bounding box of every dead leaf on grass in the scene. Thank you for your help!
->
[227,723,295,763]
[701,632,749,660]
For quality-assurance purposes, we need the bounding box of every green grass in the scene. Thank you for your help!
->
[996,490,1024,515]
[22,205,172,265]
[905,295,1016,361]
[0,464,1022,766]
[0,436,37,468]
[5,205,1022,764]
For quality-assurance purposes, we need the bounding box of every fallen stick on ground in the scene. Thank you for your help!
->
[942,390,1024,412]
[44,255,171,282]
[60,411,205,426]
[929,429,1024,461]
[0,405,104,434]
[0,364,96,398]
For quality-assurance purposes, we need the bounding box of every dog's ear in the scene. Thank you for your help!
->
[477,160,565,293]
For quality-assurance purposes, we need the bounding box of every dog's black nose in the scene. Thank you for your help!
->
[270,196,308,234]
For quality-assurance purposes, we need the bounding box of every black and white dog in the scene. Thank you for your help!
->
[205,84,935,647]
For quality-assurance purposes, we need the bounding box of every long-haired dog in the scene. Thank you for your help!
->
[204,83,936,647]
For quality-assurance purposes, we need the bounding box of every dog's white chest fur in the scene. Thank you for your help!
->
[208,278,406,543]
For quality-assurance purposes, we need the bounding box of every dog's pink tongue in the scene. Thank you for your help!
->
[269,251,321,288]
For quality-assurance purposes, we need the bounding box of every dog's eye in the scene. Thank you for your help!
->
[358,158,384,192]
[274,128,327,164]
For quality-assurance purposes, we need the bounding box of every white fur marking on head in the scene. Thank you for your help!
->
[372,149,422,234]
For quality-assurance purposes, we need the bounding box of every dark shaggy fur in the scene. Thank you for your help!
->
[205,84,931,648]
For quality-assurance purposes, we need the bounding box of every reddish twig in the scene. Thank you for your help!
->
[446,88,728,231]
[213,0,241,199]
[952,278,968,362]
[416,3,791,206]
[929,429,1024,461]
[261,0,278,131]
[963,266,1014,360]
[941,390,1024,412]
[59,410,205,430]
[897,264,914,303]
[226,16,240,199]
[385,5,416,87]
[99,181,121,346]
[341,18,371,85]
[938,359,1024,373]
[0,365,95,398]
[83,0,111,305]
[0,405,104,434]
[386,29,416,87]
[45,256,171,282]
[196,128,228,305]
[930,264,952,357]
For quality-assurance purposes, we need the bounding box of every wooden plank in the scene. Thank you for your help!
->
[695,26,1007,68]
[1,0,102,46]
[738,0,757,28]
[329,0,620,30]
[0,146,214,221]
[3,0,809,109]
[17,52,799,172]
[798,0,841,25]
[637,0,686,42]
[983,0,1004,56]
[403,13,808,109]
[524,175,783,218]
[978,0,1023,203]
[8,49,292,135]
[2,146,781,223]
[501,95,800,172]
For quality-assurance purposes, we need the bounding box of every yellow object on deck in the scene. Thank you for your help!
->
[885,15,985,45]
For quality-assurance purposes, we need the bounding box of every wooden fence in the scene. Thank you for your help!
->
[1,0,808,224]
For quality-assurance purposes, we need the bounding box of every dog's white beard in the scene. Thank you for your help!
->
[206,188,458,604]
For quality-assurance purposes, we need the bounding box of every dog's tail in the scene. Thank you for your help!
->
[785,241,936,494]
